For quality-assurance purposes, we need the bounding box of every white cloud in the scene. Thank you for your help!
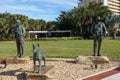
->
[21,0,77,7]
[29,14,59,21]
[1,4,45,13]
[0,0,78,21]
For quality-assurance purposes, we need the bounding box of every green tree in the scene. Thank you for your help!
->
[106,14,120,39]
[28,19,46,31]
[46,21,58,31]
[56,2,111,38]
[0,12,47,39]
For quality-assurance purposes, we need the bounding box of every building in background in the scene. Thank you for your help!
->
[78,0,120,15]
[28,30,71,38]
[107,0,120,15]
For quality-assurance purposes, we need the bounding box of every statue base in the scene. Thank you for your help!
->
[0,56,30,68]
[75,56,110,69]
[6,56,30,64]
[24,65,54,80]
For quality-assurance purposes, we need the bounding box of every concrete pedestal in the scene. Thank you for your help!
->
[24,65,53,80]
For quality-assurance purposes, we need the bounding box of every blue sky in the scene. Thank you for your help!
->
[0,0,78,21]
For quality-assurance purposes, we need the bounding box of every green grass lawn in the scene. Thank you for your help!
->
[0,39,120,60]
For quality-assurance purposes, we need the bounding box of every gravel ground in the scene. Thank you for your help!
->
[0,58,119,80]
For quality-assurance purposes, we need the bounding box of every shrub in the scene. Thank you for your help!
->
[25,37,83,41]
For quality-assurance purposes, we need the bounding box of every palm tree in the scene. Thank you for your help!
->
[0,12,47,39]
[106,14,120,39]
[56,1,111,37]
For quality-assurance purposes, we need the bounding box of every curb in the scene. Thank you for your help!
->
[76,65,120,80]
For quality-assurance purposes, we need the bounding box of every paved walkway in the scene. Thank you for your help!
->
[102,72,120,80]
[77,66,120,80]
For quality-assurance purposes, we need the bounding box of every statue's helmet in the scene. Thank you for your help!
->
[16,20,20,23]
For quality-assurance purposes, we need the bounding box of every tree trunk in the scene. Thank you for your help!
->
[112,30,117,39]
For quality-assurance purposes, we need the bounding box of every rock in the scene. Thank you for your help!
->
[90,56,110,64]
[0,56,31,68]
[75,56,109,65]
[6,56,30,64]
[75,56,92,64]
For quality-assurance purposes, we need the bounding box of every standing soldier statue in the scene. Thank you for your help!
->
[91,17,106,56]
[13,20,26,58]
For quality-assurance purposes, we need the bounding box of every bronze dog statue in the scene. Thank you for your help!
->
[33,44,46,73]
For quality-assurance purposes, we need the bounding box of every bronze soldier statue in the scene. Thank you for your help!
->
[91,17,106,56]
[13,20,25,58]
